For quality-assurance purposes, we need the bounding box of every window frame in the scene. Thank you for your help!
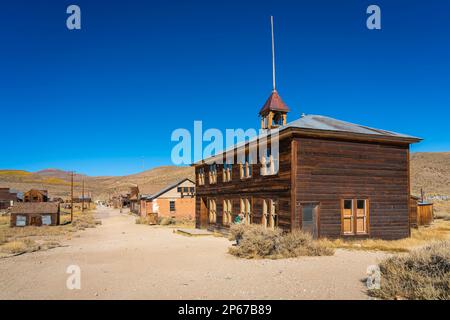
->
[208,198,217,224]
[341,198,369,236]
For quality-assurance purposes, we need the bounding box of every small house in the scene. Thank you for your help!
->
[0,188,21,210]
[140,178,195,220]
[10,202,60,227]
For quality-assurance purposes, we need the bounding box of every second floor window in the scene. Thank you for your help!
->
[209,164,217,184]
[223,163,233,182]
[240,155,252,179]
[197,167,205,185]
[260,147,278,176]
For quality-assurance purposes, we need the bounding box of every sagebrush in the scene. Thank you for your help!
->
[228,224,334,259]
[369,240,450,300]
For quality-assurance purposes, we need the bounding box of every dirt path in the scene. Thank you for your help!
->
[0,207,386,300]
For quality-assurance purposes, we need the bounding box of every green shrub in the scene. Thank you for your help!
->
[228,224,334,259]
[369,240,450,300]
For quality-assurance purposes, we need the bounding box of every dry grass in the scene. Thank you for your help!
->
[0,210,99,257]
[369,240,450,300]
[228,224,334,259]
[320,220,450,253]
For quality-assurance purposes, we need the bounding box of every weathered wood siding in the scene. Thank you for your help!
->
[195,138,292,232]
[295,137,410,240]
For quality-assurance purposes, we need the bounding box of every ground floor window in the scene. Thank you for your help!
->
[222,199,232,226]
[42,215,52,225]
[341,199,369,235]
[262,199,278,229]
[240,198,252,224]
[169,200,176,212]
[16,215,26,227]
[208,199,217,223]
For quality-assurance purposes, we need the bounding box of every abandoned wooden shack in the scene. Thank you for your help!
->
[0,188,21,210]
[10,202,60,227]
[129,186,140,214]
[24,189,49,202]
[139,178,195,220]
[193,90,422,240]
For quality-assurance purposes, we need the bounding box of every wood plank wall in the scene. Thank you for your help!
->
[295,137,410,239]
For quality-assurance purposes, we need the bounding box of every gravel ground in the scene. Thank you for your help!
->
[0,207,386,300]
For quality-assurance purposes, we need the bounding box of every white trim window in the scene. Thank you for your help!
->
[16,215,26,227]
[240,155,252,179]
[208,199,217,223]
[240,198,252,224]
[223,162,232,182]
[222,199,232,226]
[260,147,278,176]
[262,199,278,229]
[198,167,205,185]
[209,164,217,184]
[42,215,52,225]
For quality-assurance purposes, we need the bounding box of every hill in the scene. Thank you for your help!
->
[0,166,194,200]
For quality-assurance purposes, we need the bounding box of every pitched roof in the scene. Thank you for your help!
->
[193,114,421,165]
[259,90,290,115]
[11,202,59,214]
[286,114,421,139]
[142,178,195,200]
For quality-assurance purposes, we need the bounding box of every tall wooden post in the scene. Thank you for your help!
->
[82,179,85,213]
[70,171,74,223]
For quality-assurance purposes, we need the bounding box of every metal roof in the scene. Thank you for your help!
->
[286,114,421,139]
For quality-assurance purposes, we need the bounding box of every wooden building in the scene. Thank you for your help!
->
[129,186,140,214]
[410,195,433,228]
[139,178,195,220]
[193,90,421,240]
[24,189,48,202]
[0,188,21,210]
[10,202,60,227]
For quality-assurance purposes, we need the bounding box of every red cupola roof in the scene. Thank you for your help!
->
[259,90,290,115]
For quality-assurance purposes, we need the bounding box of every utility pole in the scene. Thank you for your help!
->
[71,171,74,223]
[82,179,85,213]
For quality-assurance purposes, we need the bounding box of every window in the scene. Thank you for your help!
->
[240,154,252,179]
[260,147,278,176]
[240,198,252,224]
[183,187,189,193]
[262,199,278,229]
[223,199,232,226]
[42,215,52,225]
[198,167,205,185]
[223,162,233,182]
[341,199,369,235]
[208,199,217,223]
[170,201,176,212]
[189,187,195,193]
[177,187,182,192]
[208,164,217,184]
[16,215,26,227]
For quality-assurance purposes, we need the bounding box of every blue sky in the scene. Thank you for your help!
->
[0,0,448,176]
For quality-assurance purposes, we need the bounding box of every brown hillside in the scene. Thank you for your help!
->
[410,152,450,197]
[0,166,194,200]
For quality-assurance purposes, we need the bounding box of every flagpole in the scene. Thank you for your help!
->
[271,16,276,92]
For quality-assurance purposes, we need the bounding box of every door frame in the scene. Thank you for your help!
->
[298,202,320,239]
[199,197,208,228]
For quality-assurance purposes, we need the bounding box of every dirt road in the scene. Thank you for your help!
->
[0,207,386,299]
